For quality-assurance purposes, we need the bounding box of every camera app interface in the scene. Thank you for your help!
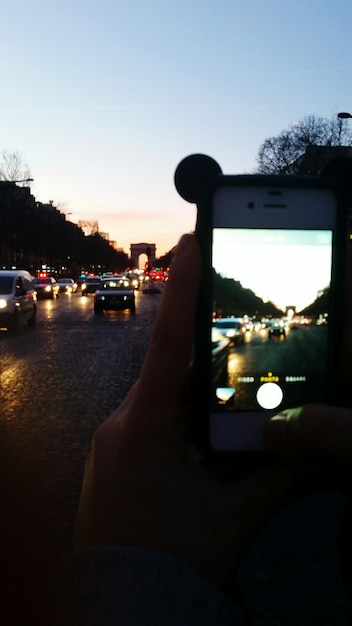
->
[211,228,333,412]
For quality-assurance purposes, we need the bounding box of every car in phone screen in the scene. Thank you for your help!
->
[213,317,246,346]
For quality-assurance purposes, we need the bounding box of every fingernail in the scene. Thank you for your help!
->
[263,414,288,448]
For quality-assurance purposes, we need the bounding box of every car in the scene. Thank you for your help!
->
[213,317,246,346]
[81,276,102,296]
[126,272,141,290]
[94,277,136,314]
[33,276,60,299]
[268,319,286,339]
[212,326,230,385]
[0,269,37,331]
[57,277,78,293]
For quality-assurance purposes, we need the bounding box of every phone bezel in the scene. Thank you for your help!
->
[193,174,346,464]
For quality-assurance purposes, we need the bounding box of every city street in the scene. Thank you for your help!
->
[227,323,329,409]
[1,288,351,625]
[1,287,162,545]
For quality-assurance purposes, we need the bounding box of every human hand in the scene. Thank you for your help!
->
[263,404,352,460]
[75,233,296,594]
[264,404,352,595]
[263,403,352,495]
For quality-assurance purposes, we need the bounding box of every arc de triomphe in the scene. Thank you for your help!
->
[130,242,156,268]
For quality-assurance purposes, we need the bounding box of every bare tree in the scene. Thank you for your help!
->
[256,114,352,174]
[78,219,99,236]
[0,150,32,184]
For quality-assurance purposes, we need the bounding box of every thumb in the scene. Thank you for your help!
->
[263,404,352,458]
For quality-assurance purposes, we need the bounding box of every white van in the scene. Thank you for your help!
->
[0,270,37,331]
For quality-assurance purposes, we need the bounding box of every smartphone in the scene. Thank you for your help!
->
[194,174,346,461]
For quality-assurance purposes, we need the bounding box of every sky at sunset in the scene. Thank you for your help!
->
[2,0,352,256]
[213,228,332,312]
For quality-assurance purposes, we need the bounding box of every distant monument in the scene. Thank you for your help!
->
[130,242,156,269]
[286,306,296,319]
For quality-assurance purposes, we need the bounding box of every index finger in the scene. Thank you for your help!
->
[135,233,201,408]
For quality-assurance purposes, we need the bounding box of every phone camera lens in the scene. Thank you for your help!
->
[248,202,255,209]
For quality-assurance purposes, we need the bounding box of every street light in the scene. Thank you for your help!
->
[337,112,352,119]
[13,178,34,184]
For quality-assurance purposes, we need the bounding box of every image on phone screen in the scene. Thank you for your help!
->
[211,228,333,414]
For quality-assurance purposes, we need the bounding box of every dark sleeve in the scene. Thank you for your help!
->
[53,545,244,626]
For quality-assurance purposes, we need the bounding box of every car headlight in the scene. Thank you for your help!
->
[45,285,51,292]
[0,299,7,309]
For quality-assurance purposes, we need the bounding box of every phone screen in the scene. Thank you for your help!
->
[211,227,333,417]
[201,182,341,452]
